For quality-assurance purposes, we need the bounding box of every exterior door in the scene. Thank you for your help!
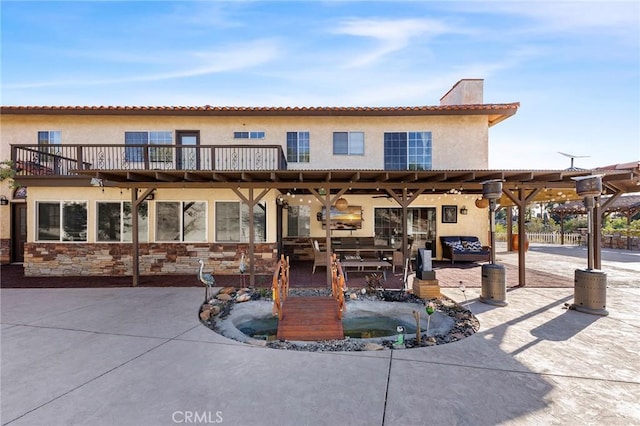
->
[176,131,199,170]
[11,203,27,263]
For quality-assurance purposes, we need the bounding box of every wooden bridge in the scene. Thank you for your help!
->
[276,297,344,341]
[272,254,346,341]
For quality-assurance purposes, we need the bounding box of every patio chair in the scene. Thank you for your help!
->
[392,251,403,274]
[312,239,328,274]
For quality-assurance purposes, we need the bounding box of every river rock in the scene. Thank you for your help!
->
[364,343,384,351]
[236,294,251,303]
[219,287,236,295]
[216,293,232,301]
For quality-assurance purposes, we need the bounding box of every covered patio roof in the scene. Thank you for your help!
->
[18,165,638,289]
[550,194,640,215]
[41,167,637,200]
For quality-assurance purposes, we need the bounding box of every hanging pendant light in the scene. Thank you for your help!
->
[335,197,348,211]
[475,198,490,209]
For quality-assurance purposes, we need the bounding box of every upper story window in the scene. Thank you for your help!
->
[333,132,364,155]
[234,131,265,139]
[38,131,61,145]
[124,131,172,162]
[37,131,62,166]
[384,132,432,171]
[286,131,310,163]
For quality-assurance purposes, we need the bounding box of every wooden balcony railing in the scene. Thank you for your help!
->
[10,144,288,176]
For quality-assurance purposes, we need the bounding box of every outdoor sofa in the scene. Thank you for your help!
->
[440,236,491,264]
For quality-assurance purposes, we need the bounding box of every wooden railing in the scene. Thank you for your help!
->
[331,254,346,319]
[11,144,288,176]
[272,255,290,318]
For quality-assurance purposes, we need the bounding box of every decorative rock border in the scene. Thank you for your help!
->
[199,288,479,352]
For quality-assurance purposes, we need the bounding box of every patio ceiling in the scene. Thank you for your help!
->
[24,167,635,205]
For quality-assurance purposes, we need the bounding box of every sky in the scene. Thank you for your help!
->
[1,0,638,170]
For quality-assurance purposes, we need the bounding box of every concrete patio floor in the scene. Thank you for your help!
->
[1,245,639,425]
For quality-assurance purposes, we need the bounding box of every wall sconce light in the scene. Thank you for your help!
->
[276,196,289,209]
[146,191,155,201]
[460,205,468,215]
[335,197,348,211]
[0,195,8,206]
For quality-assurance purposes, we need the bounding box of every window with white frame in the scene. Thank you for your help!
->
[286,131,310,162]
[233,131,265,139]
[286,205,310,237]
[155,201,207,242]
[124,131,172,163]
[333,132,364,155]
[215,201,266,242]
[37,131,61,166]
[38,131,61,145]
[384,131,432,170]
[96,201,149,242]
[37,201,87,241]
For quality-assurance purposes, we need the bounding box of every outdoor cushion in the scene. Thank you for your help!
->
[463,240,483,251]
[448,242,465,252]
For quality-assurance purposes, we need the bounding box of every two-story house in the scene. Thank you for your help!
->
[4,78,621,287]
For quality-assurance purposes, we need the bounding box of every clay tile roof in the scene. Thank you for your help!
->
[0,103,520,116]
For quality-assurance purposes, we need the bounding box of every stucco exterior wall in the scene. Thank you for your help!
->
[1,113,489,170]
[440,79,484,106]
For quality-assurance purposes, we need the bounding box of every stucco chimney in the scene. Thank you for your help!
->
[440,79,484,105]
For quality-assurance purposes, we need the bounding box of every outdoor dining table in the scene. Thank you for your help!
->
[332,246,393,258]
[338,259,392,281]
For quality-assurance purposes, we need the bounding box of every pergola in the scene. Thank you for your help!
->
[550,194,640,249]
[48,166,638,288]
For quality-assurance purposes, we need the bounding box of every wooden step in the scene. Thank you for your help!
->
[277,296,344,341]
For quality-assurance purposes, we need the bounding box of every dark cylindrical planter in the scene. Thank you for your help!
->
[480,264,507,306]
[573,269,609,316]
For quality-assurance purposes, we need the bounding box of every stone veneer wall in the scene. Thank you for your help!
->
[0,238,10,264]
[23,242,276,276]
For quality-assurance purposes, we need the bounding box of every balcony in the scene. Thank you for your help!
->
[10,144,288,177]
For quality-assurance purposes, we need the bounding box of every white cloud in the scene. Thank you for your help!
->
[453,2,638,38]
[4,39,281,90]
[331,17,455,68]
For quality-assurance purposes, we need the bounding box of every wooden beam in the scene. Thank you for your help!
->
[455,172,476,182]
[504,172,535,182]
[131,187,139,287]
[210,172,228,182]
[184,172,209,182]
[230,187,271,287]
[155,171,181,182]
[126,171,150,181]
